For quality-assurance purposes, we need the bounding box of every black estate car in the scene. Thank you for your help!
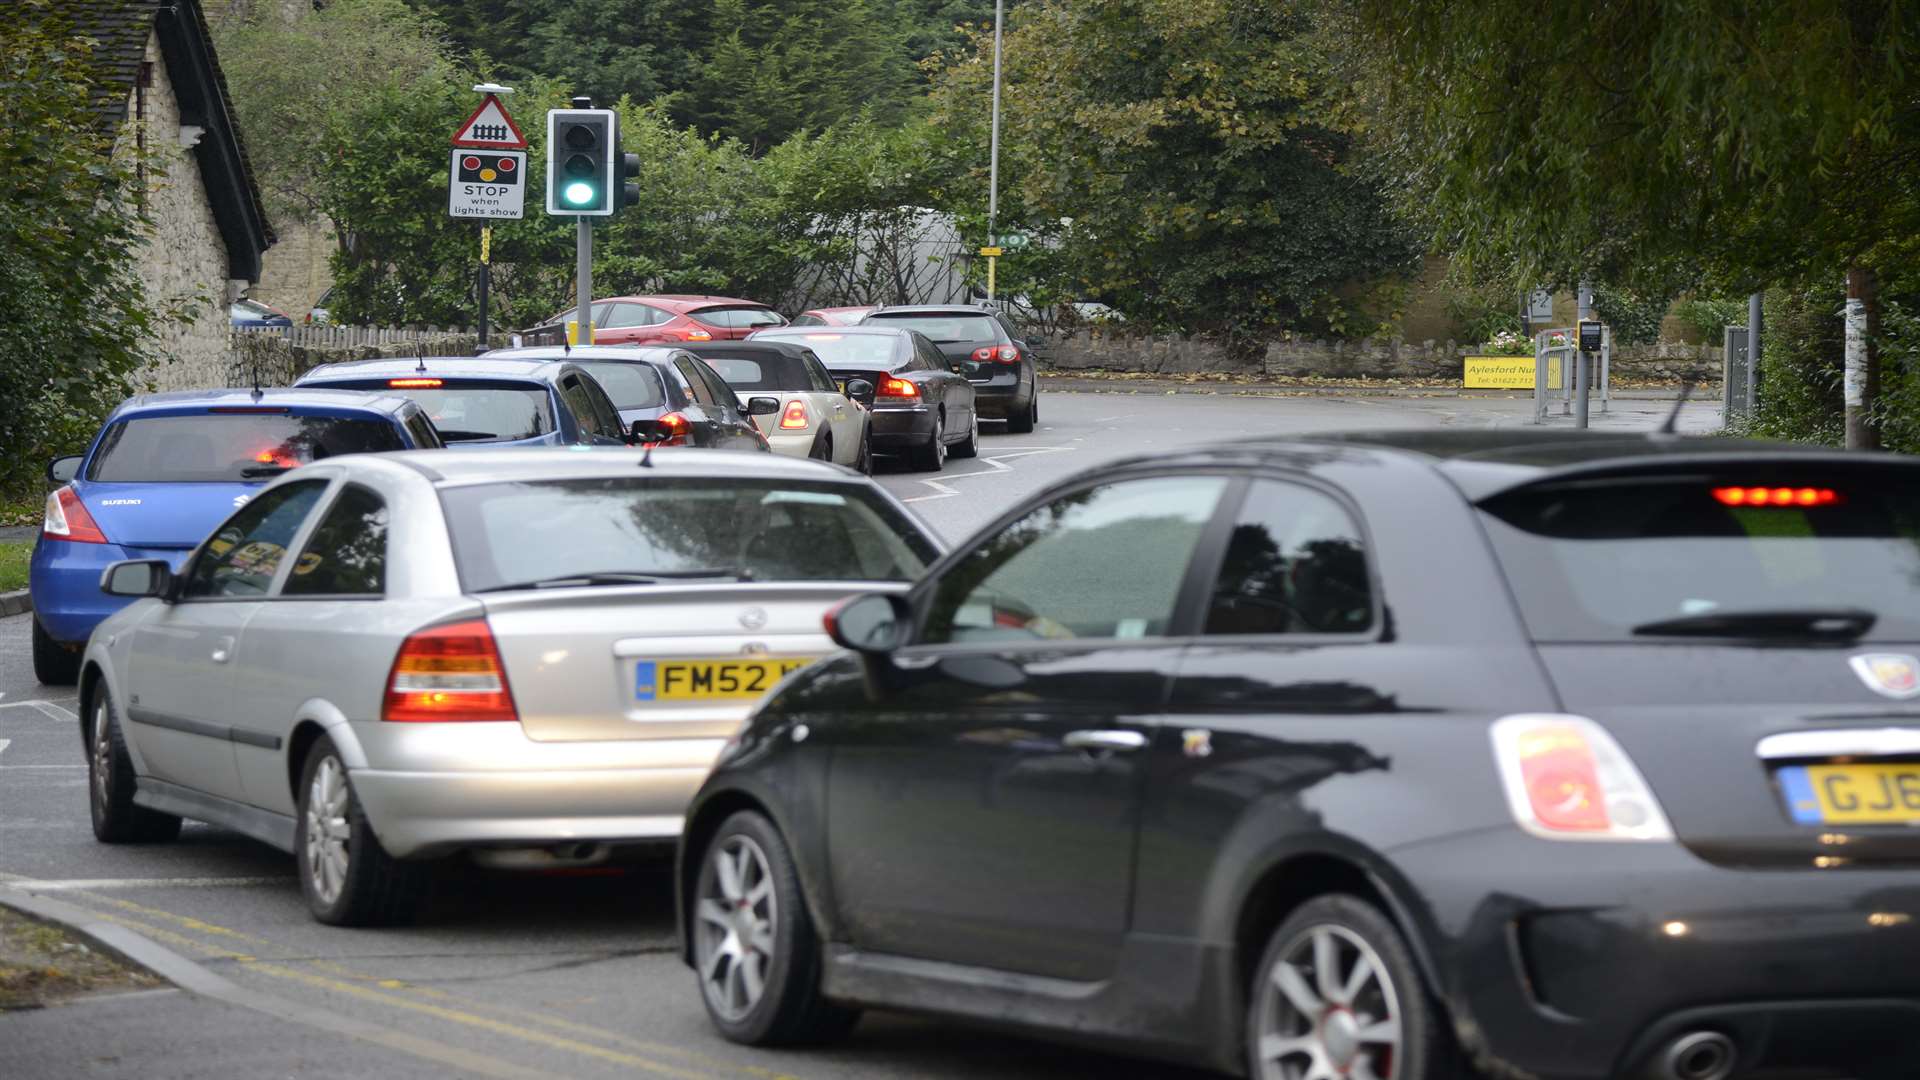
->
[860,304,1039,433]
[751,325,978,471]
[679,430,1920,1080]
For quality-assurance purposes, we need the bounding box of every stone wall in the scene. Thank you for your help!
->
[1038,330,1724,384]
[120,32,238,393]
[227,331,495,388]
[253,218,334,317]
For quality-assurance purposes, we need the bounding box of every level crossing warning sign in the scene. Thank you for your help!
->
[451,94,528,149]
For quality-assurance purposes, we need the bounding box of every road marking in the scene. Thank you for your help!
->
[3,876,293,891]
[0,700,79,722]
[0,739,8,761]
[0,764,86,770]
[900,445,1076,504]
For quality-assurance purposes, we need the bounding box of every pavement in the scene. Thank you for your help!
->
[0,389,1722,1078]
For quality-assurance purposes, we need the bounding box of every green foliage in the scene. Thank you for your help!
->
[1445,288,1521,347]
[1734,284,1846,446]
[1672,297,1749,342]
[931,0,1418,354]
[0,3,165,498]
[1588,283,1671,347]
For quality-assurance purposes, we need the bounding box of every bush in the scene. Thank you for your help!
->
[1672,297,1748,342]
[1733,284,1845,446]
[1446,289,1522,346]
[1589,283,1671,346]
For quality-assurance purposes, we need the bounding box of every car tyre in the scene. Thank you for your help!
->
[1006,393,1037,434]
[855,429,874,475]
[950,411,980,458]
[33,618,80,686]
[295,735,429,927]
[88,686,182,844]
[692,810,860,1046]
[911,412,946,472]
[810,434,832,462]
[1246,894,1463,1080]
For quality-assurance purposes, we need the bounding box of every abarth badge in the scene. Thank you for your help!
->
[1851,654,1920,699]
[738,606,768,631]
[1182,729,1214,759]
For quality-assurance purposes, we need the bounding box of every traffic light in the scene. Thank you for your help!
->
[545,107,616,216]
[621,151,640,211]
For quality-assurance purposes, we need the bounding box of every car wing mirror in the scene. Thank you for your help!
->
[843,379,875,404]
[100,559,173,600]
[824,593,910,653]
[746,396,781,417]
[47,455,82,484]
[629,420,672,444]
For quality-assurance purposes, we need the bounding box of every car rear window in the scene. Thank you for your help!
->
[87,413,404,482]
[441,478,939,589]
[1477,468,1920,641]
[703,355,805,391]
[314,380,553,442]
[863,313,1003,343]
[690,305,786,330]
[577,362,666,410]
[762,333,900,368]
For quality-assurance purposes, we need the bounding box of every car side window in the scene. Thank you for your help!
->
[403,410,441,448]
[1204,480,1374,635]
[791,314,823,327]
[558,375,605,437]
[601,303,646,329]
[675,358,718,406]
[181,481,329,600]
[917,338,945,371]
[804,355,837,393]
[577,373,624,434]
[283,484,388,597]
[921,476,1231,644]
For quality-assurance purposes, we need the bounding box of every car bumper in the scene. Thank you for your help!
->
[868,405,934,450]
[347,721,727,858]
[29,539,190,643]
[969,378,1030,419]
[1397,828,1920,1079]
[762,429,821,459]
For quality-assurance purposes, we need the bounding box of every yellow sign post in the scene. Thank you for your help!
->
[1464,355,1561,390]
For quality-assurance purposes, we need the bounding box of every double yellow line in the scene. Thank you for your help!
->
[54,887,801,1080]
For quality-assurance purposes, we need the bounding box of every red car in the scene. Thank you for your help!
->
[790,305,875,327]
[520,295,787,347]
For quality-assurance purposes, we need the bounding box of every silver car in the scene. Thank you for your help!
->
[76,449,942,926]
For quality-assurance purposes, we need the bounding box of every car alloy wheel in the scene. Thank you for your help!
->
[1255,923,1402,1080]
[90,704,113,816]
[695,834,778,1022]
[303,754,352,908]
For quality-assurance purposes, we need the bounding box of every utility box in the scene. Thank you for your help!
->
[1723,326,1752,418]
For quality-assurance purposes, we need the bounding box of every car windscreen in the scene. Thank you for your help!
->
[762,333,900,369]
[440,478,940,589]
[312,380,553,442]
[690,305,786,330]
[702,354,805,391]
[576,362,666,410]
[863,313,1003,344]
[87,413,404,482]
[1477,468,1920,641]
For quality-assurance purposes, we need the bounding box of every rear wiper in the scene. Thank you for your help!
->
[476,568,754,593]
[239,464,294,478]
[1631,608,1877,640]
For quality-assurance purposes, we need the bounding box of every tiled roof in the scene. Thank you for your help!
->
[66,0,160,135]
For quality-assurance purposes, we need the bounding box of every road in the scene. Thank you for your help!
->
[0,389,1719,1079]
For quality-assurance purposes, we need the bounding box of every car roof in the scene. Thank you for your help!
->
[481,345,683,365]
[681,341,814,360]
[298,357,569,381]
[602,295,769,313]
[109,387,418,417]
[755,325,912,338]
[364,447,869,486]
[866,305,994,317]
[804,306,874,315]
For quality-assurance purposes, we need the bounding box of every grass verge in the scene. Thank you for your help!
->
[0,541,29,593]
[0,907,164,1009]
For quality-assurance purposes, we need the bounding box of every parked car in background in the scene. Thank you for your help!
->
[76,449,944,926]
[30,389,441,685]
[518,295,787,347]
[686,342,871,471]
[861,305,1038,433]
[680,430,1920,1080]
[479,345,770,451]
[230,298,293,329]
[750,326,977,472]
[294,357,630,449]
[789,306,874,327]
[304,287,333,326]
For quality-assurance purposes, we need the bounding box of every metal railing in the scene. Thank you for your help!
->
[1533,327,1610,423]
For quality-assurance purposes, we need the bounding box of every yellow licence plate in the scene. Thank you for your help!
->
[1780,763,1920,825]
[635,658,806,702]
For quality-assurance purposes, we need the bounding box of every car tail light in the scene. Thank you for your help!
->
[42,486,108,544]
[878,377,920,399]
[671,327,713,342]
[388,377,443,389]
[778,400,810,429]
[1712,486,1841,507]
[383,618,517,723]
[658,411,691,445]
[970,345,1020,363]
[1490,715,1672,841]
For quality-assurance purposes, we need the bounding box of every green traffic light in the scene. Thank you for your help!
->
[563,181,596,206]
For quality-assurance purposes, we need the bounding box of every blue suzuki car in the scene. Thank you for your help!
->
[30,388,441,684]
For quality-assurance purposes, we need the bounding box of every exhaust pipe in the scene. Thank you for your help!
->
[1660,1031,1735,1080]
[470,843,612,871]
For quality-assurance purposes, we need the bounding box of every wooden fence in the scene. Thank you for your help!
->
[232,324,481,350]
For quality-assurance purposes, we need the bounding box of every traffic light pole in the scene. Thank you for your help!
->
[575,217,592,347]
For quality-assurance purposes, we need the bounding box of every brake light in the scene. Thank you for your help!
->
[1491,715,1672,841]
[383,618,517,723]
[388,377,443,389]
[42,486,108,544]
[878,377,919,399]
[779,400,810,429]
[677,327,713,342]
[970,345,1020,363]
[658,411,691,446]
[1713,486,1841,508]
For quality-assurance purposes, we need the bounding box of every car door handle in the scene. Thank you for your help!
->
[210,635,235,664]
[1063,730,1148,753]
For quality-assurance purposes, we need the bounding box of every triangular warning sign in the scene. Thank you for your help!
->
[451,94,528,149]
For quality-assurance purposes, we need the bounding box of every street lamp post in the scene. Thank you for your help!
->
[986,0,1004,305]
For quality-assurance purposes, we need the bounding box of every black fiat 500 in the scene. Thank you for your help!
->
[677,431,1920,1080]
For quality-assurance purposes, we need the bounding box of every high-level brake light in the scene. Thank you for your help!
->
[42,486,107,544]
[388,377,444,388]
[383,618,517,723]
[1713,486,1841,508]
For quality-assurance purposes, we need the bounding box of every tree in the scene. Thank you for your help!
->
[931,0,1419,358]
[1352,0,1920,445]
[0,3,169,499]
